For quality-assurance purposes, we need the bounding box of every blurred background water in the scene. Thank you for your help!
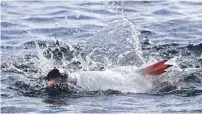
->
[1,1,202,113]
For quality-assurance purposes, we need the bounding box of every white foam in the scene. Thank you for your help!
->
[72,66,153,93]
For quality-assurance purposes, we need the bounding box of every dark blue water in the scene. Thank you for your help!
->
[1,1,202,113]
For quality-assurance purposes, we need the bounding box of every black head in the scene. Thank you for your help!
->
[46,68,61,81]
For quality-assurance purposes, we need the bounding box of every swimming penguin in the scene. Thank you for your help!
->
[46,60,172,88]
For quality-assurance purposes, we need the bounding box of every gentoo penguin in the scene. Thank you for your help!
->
[46,60,172,88]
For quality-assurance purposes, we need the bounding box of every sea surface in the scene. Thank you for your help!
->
[1,1,202,113]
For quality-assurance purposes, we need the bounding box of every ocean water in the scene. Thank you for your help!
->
[1,1,202,113]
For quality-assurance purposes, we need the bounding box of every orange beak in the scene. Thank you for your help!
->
[48,80,56,87]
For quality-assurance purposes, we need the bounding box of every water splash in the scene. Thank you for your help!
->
[73,66,153,93]
[25,18,152,93]
[66,19,154,93]
[125,18,145,63]
[2,17,202,94]
[85,18,145,67]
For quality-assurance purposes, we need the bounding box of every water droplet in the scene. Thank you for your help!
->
[74,12,80,18]
[65,16,68,20]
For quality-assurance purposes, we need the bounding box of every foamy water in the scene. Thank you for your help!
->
[1,1,202,113]
[72,66,152,93]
